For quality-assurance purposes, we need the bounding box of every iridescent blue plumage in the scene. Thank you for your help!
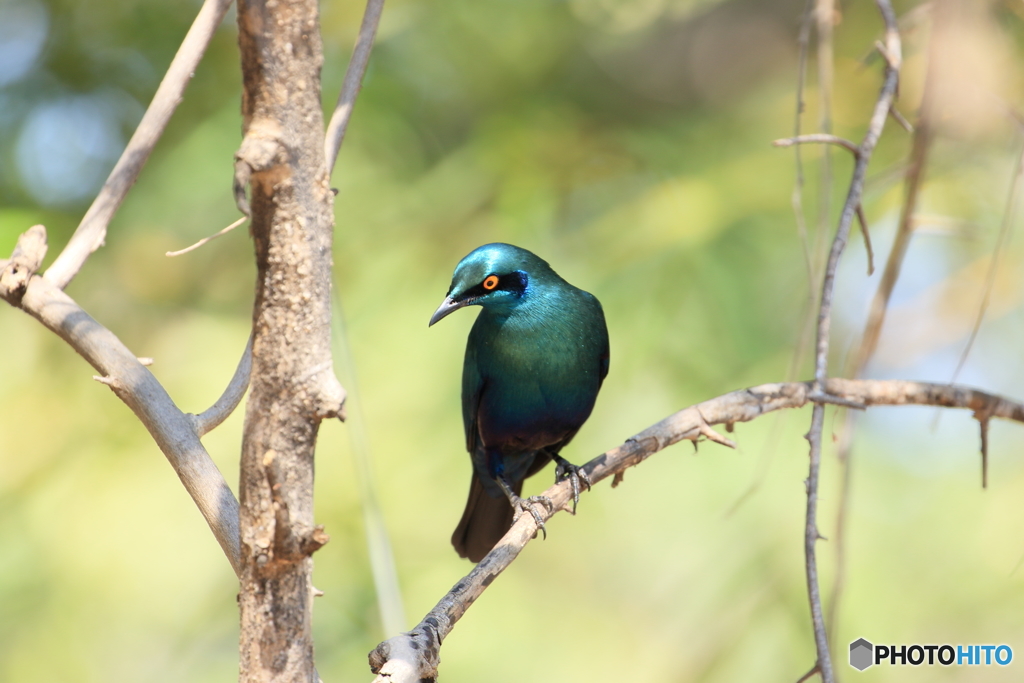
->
[430,243,609,561]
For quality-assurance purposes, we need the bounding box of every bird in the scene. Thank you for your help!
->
[429,243,609,562]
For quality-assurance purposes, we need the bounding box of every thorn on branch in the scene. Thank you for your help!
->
[795,662,821,683]
[93,375,125,391]
[874,39,899,70]
[696,409,737,448]
[137,357,154,366]
[889,105,913,133]
[611,471,625,488]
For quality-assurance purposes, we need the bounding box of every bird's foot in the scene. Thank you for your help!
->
[510,495,554,539]
[553,456,592,514]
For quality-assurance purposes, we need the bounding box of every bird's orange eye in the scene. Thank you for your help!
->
[483,275,499,290]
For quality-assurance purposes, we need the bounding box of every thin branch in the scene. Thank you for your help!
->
[828,4,937,655]
[368,378,1023,682]
[774,134,860,158]
[323,0,404,638]
[806,2,901,680]
[332,293,406,636]
[848,116,931,375]
[193,334,253,436]
[166,216,248,257]
[1,244,241,575]
[43,0,235,290]
[324,0,385,174]
[856,204,875,275]
[793,0,816,290]
[948,139,1024,384]
[815,0,836,282]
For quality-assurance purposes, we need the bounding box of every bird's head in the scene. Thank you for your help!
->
[429,243,553,326]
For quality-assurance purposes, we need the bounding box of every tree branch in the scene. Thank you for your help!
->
[235,0,347,677]
[192,334,253,436]
[324,0,385,174]
[801,3,901,679]
[828,4,940,659]
[43,0,235,290]
[1,236,242,575]
[949,139,1024,384]
[368,378,1022,682]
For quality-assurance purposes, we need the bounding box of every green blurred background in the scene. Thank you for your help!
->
[2,0,1024,680]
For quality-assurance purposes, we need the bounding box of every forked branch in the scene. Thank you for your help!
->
[1,237,242,574]
[193,334,253,436]
[369,378,1018,683]
[800,2,901,680]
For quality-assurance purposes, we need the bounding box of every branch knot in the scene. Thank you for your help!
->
[0,225,48,306]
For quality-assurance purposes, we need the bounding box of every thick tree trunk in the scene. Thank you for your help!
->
[235,0,345,680]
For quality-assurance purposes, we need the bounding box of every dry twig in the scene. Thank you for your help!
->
[369,378,1022,682]
[166,216,248,257]
[324,0,385,174]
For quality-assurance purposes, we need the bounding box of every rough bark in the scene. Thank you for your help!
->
[235,0,346,680]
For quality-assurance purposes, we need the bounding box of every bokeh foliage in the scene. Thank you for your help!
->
[2,0,1024,680]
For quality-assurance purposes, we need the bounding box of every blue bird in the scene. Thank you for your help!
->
[430,243,609,562]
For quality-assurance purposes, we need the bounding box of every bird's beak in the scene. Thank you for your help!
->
[429,296,466,326]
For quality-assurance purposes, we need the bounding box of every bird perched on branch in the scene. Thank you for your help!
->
[429,243,609,562]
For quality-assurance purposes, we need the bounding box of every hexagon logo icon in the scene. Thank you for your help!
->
[850,638,873,671]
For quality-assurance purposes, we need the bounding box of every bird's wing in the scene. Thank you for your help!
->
[461,336,485,455]
[598,333,610,385]
[591,293,611,385]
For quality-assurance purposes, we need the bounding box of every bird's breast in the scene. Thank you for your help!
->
[470,305,603,451]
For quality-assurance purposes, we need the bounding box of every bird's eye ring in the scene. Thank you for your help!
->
[482,275,499,290]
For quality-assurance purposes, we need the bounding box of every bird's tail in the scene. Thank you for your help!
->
[451,475,519,562]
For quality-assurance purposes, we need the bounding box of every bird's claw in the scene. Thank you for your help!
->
[554,457,591,514]
[511,495,554,539]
